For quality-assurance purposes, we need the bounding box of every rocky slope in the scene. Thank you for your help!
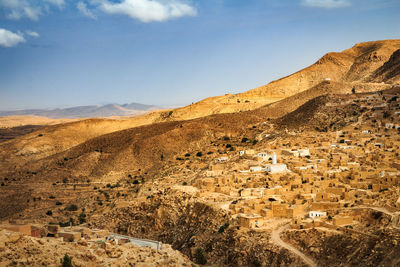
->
[282,228,400,266]
[0,229,195,267]
[90,190,301,266]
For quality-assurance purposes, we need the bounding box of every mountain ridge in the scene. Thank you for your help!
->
[0,102,160,119]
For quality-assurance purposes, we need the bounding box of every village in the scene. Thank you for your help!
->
[1,89,400,266]
[191,90,400,232]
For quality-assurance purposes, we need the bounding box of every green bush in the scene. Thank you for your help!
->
[61,254,73,267]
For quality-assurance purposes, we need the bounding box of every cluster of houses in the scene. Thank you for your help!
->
[0,221,162,249]
[193,90,400,230]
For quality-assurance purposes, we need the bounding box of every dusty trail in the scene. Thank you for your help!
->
[271,224,318,267]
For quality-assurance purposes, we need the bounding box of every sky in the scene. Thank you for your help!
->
[0,0,399,110]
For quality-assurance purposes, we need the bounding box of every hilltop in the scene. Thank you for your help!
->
[160,40,400,121]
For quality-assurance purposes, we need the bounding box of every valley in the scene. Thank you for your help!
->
[1,40,400,266]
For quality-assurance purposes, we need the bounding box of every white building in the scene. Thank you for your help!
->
[257,152,269,158]
[217,157,228,162]
[249,166,264,172]
[265,164,287,173]
[309,211,327,218]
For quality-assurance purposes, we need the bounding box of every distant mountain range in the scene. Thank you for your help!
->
[0,103,160,119]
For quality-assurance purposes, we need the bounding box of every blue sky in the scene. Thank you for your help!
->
[0,0,399,110]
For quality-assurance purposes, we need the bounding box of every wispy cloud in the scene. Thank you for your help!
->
[25,30,40,38]
[0,28,25,47]
[77,1,97,19]
[43,0,66,9]
[0,0,65,21]
[301,0,352,8]
[92,0,197,23]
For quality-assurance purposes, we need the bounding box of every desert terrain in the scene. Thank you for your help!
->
[1,39,400,266]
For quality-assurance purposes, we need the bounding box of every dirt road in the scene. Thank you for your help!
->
[271,224,317,267]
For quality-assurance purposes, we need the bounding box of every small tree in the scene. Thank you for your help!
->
[194,248,207,265]
[61,254,73,267]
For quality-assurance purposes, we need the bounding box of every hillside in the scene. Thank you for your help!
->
[0,40,399,174]
[1,85,400,266]
[0,40,400,265]
[152,40,400,122]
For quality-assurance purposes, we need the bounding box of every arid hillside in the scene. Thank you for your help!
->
[147,40,400,122]
[1,85,400,266]
[1,40,399,172]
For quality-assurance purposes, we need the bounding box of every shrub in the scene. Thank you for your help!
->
[65,204,78,211]
[196,152,203,157]
[218,223,229,234]
[241,138,248,143]
[78,212,86,224]
[46,210,53,216]
[56,201,62,206]
[194,248,207,265]
[133,180,139,185]
[61,254,73,267]
[183,182,187,186]
[383,111,390,118]
[185,153,190,157]
[59,221,70,227]
[49,195,56,199]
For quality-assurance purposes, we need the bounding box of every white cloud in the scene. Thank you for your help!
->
[0,28,25,47]
[0,0,65,20]
[301,0,351,8]
[93,0,197,22]
[77,1,97,19]
[43,0,66,9]
[25,30,40,38]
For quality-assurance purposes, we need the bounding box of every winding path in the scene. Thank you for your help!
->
[271,224,317,267]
